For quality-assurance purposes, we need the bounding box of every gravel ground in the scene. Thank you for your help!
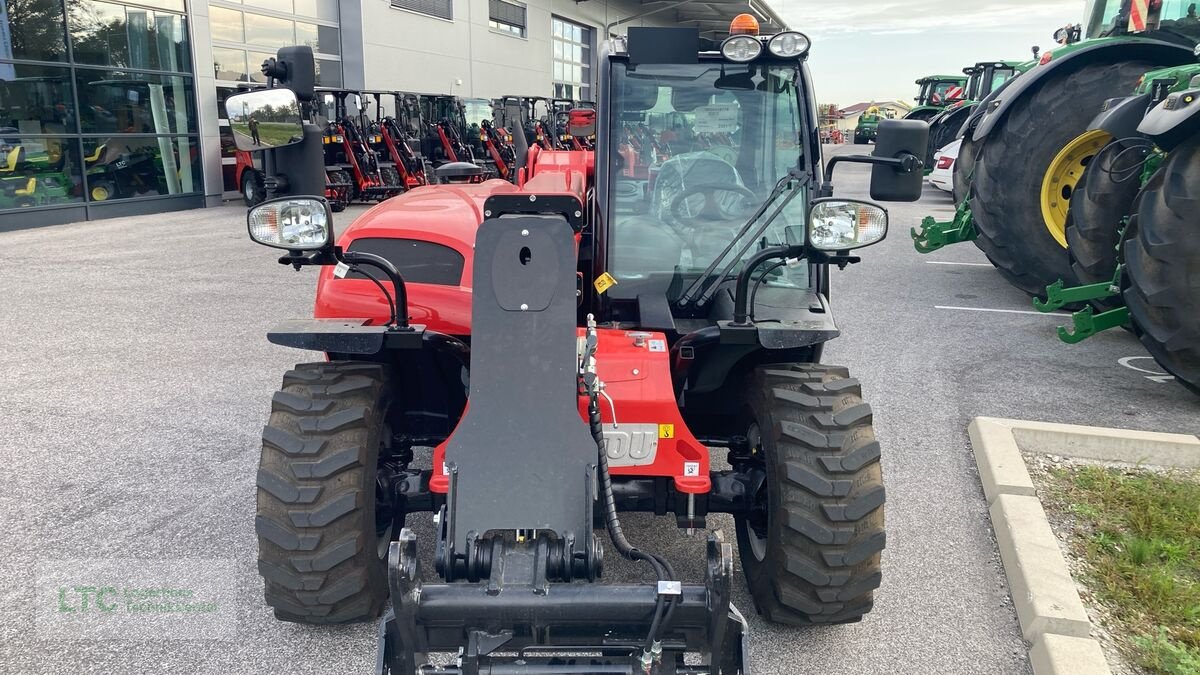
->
[3,145,1198,675]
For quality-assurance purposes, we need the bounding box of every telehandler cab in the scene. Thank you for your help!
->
[231,23,928,674]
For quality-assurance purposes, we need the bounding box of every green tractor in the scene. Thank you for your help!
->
[1030,60,1200,393]
[922,60,1031,172]
[903,74,970,122]
[912,0,1200,292]
[853,104,894,143]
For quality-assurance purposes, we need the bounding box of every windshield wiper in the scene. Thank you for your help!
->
[675,168,804,309]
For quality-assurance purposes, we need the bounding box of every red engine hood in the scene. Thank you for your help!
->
[340,179,520,252]
[314,180,519,336]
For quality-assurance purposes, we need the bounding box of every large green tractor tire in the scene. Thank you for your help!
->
[952,137,978,205]
[1123,138,1200,395]
[1066,140,1143,285]
[926,108,972,173]
[969,60,1153,296]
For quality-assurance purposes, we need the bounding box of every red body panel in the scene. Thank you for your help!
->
[315,149,594,335]
[315,180,518,332]
[429,328,710,496]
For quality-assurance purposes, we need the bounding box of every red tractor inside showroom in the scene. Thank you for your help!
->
[231,19,928,674]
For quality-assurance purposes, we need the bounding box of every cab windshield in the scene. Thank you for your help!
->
[606,60,809,297]
[1085,0,1200,37]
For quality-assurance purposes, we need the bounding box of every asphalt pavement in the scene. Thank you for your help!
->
[3,146,1198,675]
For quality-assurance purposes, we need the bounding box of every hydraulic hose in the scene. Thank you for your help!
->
[589,393,667,651]
[582,325,676,654]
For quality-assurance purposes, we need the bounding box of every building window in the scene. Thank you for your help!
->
[551,17,592,101]
[390,0,452,20]
[209,1,342,87]
[489,0,525,37]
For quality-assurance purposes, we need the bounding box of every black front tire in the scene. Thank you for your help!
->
[256,362,396,623]
[1066,140,1142,287]
[735,364,885,625]
[1123,140,1200,395]
[970,60,1152,296]
[242,169,266,207]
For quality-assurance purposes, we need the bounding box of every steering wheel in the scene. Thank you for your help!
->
[669,183,758,224]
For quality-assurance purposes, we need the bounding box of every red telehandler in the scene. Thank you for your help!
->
[419,94,476,167]
[319,88,404,203]
[365,91,428,190]
[233,22,929,674]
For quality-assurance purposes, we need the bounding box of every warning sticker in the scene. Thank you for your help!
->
[333,261,350,279]
[593,272,618,295]
[658,424,674,439]
[692,104,740,134]
[683,461,700,477]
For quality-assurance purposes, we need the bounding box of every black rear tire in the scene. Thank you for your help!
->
[735,364,885,625]
[970,60,1152,296]
[952,136,978,205]
[1122,140,1200,395]
[904,108,939,123]
[256,361,397,623]
[926,107,971,172]
[1066,140,1143,286]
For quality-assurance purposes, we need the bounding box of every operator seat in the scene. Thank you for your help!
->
[611,214,684,281]
[650,151,746,223]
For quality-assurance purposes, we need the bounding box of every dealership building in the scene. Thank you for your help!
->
[0,0,784,229]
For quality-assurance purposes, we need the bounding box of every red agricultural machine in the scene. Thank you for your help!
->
[365,91,429,190]
[320,88,404,204]
[234,22,928,673]
[419,94,476,166]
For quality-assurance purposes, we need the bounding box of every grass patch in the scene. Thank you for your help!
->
[231,122,301,147]
[1043,465,1200,674]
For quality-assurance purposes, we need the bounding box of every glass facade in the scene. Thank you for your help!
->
[551,16,591,101]
[210,0,342,192]
[0,0,200,217]
[208,0,341,85]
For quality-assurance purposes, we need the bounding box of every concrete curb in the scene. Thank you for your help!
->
[968,417,1199,675]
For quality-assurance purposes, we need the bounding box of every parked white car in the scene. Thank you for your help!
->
[929,138,961,193]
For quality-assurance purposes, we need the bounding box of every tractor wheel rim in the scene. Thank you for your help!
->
[1040,129,1111,248]
[91,185,109,201]
[745,422,769,563]
[244,180,256,201]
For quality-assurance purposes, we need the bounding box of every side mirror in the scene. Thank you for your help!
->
[870,119,929,202]
[248,197,333,251]
[807,199,888,251]
[225,88,305,152]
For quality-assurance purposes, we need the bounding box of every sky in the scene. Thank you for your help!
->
[769,0,1085,106]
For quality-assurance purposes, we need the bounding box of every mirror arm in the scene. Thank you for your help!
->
[340,250,412,330]
[731,245,803,326]
[819,153,924,197]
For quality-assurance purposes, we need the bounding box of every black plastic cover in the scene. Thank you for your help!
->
[1138,88,1200,152]
[1088,94,1152,139]
[345,238,465,286]
[628,27,700,66]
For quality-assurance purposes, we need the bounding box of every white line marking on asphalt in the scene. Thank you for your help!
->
[923,261,994,267]
[1118,356,1176,383]
[935,305,1068,317]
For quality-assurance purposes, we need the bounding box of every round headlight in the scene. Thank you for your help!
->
[768,32,811,58]
[721,35,762,63]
